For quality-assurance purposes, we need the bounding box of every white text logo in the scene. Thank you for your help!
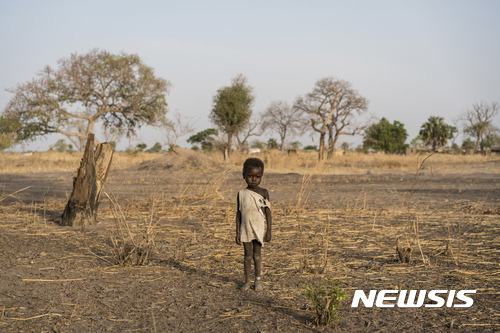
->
[351,290,476,308]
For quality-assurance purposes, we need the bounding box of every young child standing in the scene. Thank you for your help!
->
[235,157,272,291]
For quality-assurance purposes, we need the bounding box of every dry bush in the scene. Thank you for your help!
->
[104,188,160,266]
[285,163,323,215]
[298,215,331,274]
[200,168,232,199]
[402,153,437,265]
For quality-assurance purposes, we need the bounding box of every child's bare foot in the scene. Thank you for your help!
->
[240,282,251,291]
[254,280,263,291]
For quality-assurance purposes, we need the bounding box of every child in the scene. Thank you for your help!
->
[235,157,272,291]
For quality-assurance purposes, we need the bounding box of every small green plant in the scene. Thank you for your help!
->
[305,278,346,326]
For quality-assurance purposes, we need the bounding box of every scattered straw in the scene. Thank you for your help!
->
[5,313,63,321]
[22,278,86,282]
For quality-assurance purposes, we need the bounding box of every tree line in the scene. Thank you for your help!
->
[1,49,498,157]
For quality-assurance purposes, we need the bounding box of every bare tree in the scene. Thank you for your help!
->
[324,81,369,158]
[236,113,266,151]
[159,111,195,150]
[262,101,303,151]
[102,125,124,150]
[295,77,368,159]
[461,101,499,152]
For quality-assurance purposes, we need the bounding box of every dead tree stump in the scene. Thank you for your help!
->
[61,134,113,228]
[396,237,413,264]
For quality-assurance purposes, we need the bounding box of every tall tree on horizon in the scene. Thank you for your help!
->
[2,49,170,150]
[209,74,254,159]
[363,117,408,153]
[295,77,368,160]
[461,101,498,152]
[419,116,457,151]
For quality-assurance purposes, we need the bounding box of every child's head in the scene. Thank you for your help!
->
[243,157,264,176]
[243,158,265,188]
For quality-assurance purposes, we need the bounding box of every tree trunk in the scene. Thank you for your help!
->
[280,129,287,151]
[61,133,113,228]
[225,132,232,160]
[327,133,340,159]
[318,132,326,160]
[474,134,481,153]
[327,131,334,159]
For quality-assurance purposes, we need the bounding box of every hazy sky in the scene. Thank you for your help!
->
[1,0,499,151]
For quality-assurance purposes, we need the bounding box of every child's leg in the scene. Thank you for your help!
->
[241,242,253,290]
[252,240,263,291]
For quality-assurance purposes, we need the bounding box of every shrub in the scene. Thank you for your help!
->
[303,145,317,151]
[305,278,346,326]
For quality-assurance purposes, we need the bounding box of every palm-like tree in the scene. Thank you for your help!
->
[419,116,457,151]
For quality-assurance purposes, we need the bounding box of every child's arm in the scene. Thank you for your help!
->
[235,192,242,245]
[263,189,272,242]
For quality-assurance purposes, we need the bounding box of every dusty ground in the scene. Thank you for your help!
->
[0,155,499,332]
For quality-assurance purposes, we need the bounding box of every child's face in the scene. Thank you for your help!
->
[244,166,263,189]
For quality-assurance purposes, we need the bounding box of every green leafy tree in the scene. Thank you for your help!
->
[461,137,476,149]
[483,132,500,149]
[419,116,457,151]
[3,49,170,151]
[340,142,350,151]
[52,139,71,152]
[148,142,162,153]
[363,117,408,153]
[0,115,18,151]
[267,138,279,150]
[187,128,219,152]
[108,141,117,151]
[250,140,266,149]
[136,143,147,152]
[409,134,426,149]
[210,74,254,158]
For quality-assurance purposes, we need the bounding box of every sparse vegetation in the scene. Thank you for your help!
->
[104,188,158,266]
[305,278,346,326]
[0,149,498,331]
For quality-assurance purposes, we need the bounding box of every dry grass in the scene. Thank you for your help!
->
[103,187,160,266]
[212,150,500,174]
[1,150,498,174]
[0,151,164,174]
